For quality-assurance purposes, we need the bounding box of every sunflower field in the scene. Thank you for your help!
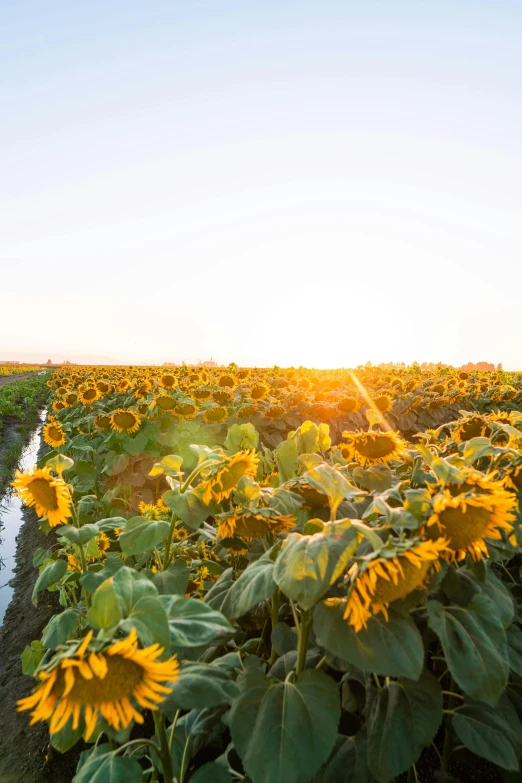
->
[12,364,522,782]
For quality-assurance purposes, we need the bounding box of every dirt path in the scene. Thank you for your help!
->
[0,372,42,389]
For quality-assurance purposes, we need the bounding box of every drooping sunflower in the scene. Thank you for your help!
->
[133,381,152,399]
[203,406,228,424]
[264,404,286,420]
[216,510,295,540]
[453,415,492,443]
[342,430,406,466]
[236,369,250,381]
[42,422,66,448]
[159,374,177,389]
[217,373,236,389]
[212,390,233,404]
[193,388,212,401]
[249,383,269,401]
[93,414,111,431]
[12,466,72,526]
[343,538,449,632]
[373,393,393,413]
[201,450,259,504]
[173,402,199,419]
[337,396,361,414]
[118,378,131,392]
[80,388,99,405]
[237,402,258,418]
[17,628,179,740]
[110,409,142,434]
[426,486,517,561]
[153,394,177,412]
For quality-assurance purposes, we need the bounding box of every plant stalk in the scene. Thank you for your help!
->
[153,711,174,783]
[295,609,311,678]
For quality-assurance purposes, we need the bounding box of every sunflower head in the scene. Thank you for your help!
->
[53,400,66,413]
[250,383,269,401]
[12,466,72,526]
[159,374,177,389]
[93,414,112,431]
[342,430,406,466]
[453,415,492,443]
[201,450,259,503]
[17,627,179,741]
[80,388,99,405]
[203,406,228,424]
[110,409,142,433]
[216,510,295,540]
[373,393,393,413]
[212,390,233,404]
[153,394,177,412]
[193,388,212,401]
[64,393,79,407]
[337,396,361,414]
[343,537,449,631]
[42,422,66,449]
[217,373,236,389]
[173,402,199,419]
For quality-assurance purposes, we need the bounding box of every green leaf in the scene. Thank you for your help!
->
[59,523,100,545]
[221,552,276,620]
[46,453,75,474]
[162,662,239,711]
[352,465,393,492]
[72,752,143,783]
[314,601,424,679]
[462,437,496,463]
[122,430,148,455]
[427,595,509,706]
[431,457,465,486]
[229,667,340,783]
[224,423,259,454]
[95,516,128,532]
[452,697,522,771]
[32,547,53,567]
[42,609,79,648]
[120,594,170,649]
[148,454,184,477]
[152,559,190,596]
[112,566,157,613]
[32,559,67,606]
[88,577,123,630]
[162,596,235,650]
[119,516,170,556]
[305,464,355,516]
[275,439,299,482]
[366,671,443,782]
[190,763,232,783]
[507,624,522,676]
[203,568,235,612]
[481,569,515,628]
[21,640,45,675]
[163,488,210,529]
[315,732,369,783]
[50,718,84,752]
[271,622,297,655]
[274,521,359,610]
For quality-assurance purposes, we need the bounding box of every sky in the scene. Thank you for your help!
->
[1,1,522,368]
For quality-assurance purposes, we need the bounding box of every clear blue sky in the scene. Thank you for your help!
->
[1,1,521,367]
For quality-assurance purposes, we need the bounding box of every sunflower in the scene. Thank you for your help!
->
[53,400,66,413]
[426,485,517,561]
[193,388,212,401]
[505,464,522,491]
[217,373,236,389]
[212,390,233,404]
[201,450,259,504]
[453,416,492,443]
[17,628,179,740]
[159,374,177,389]
[64,393,79,407]
[133,382,152,399]
[249,383,269,401]
[93,414,111,431]
[42,422,67,448]
[342,430,406,466]
[265,404,286,420]
[12,466,72,526]
[337,396,361,414]
[118,379,131,392]
[96,381,110,394]
[373,393,393,413]
[173,402,199,419]
[203,406,228,424]
[217,511,295,540]
[138,501,158,519]
[153,394,177,412]
[237,403,258,418]
[236,369,250,381]
[343,538,449,632]
[80,388,99,405]
[96,532,110,556]
[110,409,142,433]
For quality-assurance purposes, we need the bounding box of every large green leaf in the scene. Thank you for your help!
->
[161,661,239,711]
[229,667,340,783]
[275,439,299,481]
[152,559,190,596]
[161,596,235,650]
[305,464,356,516]
[88,577,123,630]
[366,671,442,782]
[203,568,235,613]
[32,558,67,606]
[118,516,170,556]
[314,601,424,679]
[163,488,211,529]
[190,763,232,783]
[42,609,79,648]
[507,624,522,676]
[221,552,276,620]
[427,595,509,706]
[72,751,143,783]
[120,594,170,649]
[481,569,515,628]
[452,696,522,771]
[314,731,370,783]
[59,523,99,545]
[112,566,157,613]
[274,521,359,610]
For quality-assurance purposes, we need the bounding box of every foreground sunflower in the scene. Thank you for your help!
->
[12,466,72,526]
[110,409,142,433]
[427,485,517,560]
[201,450,259,503]
[17,628,179,740]
[343,538,449,631]
[216,510,295,540]
[453,415,492,443]
[42,422,66,448]
[342,430,406,466]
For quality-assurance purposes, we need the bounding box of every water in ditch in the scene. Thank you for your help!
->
[0,411,46,625]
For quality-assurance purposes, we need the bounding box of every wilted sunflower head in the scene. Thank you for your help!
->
[173,402,199,419]
[237,403,258,418]
[342,537,449,632]
[110,409,142,433]
[193,388,212,400]
[153,394,177,412]
[17,627,179,741]
[218,373,236,389]
[265,404,286,420]
[212,390,233,404]
[342,430,406,466]
[12,466,71,526]
[42,422,66,448]
[216,510,295,540]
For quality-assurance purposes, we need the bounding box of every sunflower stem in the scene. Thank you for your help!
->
[168,709,180,755]
[69,497,90,605]
[295,609,311,678]
[153,711,174,783]
[162,513,178,571]
[441,678,458,775]
[269,591,280,665]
